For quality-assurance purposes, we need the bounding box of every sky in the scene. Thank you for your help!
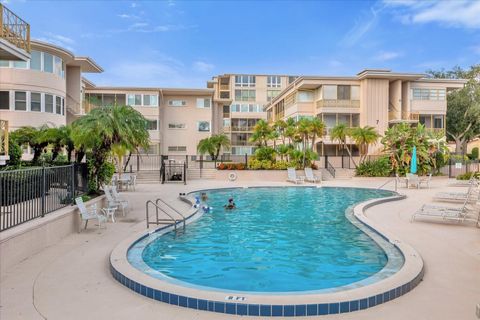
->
[3,0,480,88]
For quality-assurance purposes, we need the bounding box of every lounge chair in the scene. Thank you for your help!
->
[75,197,107,230]
[304,167,321,183]
[434,183,479,202]
[412,192,480,225]
[103,186,125,218]
[287,168,304,184]
[419,173,432,189]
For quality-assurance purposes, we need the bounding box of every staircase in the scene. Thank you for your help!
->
[135,170,161,184]
[187,168,216,180]
[320,168,355,180]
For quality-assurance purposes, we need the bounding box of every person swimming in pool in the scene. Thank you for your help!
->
[201,192,208,202]
[224,198,236,210]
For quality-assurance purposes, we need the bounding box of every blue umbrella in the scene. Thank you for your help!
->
[410,146,417,174]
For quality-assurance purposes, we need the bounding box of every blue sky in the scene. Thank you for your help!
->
[4,0,480,87]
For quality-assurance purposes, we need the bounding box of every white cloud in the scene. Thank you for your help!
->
[374,51,403,61]
[193,61,214,72]
[341,2,386,47]
[118,14,131,19]
[37,32,75,51]
[384,0,480,29]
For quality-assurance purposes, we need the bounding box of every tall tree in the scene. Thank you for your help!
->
[350,126,380,163]
[426,64,480,154]
[11,125,49,164]
[250,119,272,147]
[330,123,356,167]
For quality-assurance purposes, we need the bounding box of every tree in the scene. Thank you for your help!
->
[308,117,325,152]
[350,126,380,163]
[330,123,356,167]
[273,119,287,145]
[42,125,74,161]
[426,64,480,154]
[250,119,272,147]
[197,134,231,160]
[72,105,150,192]
[11,125,49,164]
[296,118,311,168]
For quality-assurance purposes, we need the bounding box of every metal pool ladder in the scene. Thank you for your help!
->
[145,198,186,231]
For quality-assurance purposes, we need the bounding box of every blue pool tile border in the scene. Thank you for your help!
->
[110,191,424,317]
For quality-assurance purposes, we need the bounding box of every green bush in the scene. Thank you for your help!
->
[355,157,393,177]
[471,147,479,160]
[456,171,480,180]
[254,147,276,161]
[7,137,22,167]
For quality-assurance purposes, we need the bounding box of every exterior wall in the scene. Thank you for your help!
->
[389,80,402,120]
[0,67,67,129]
[160,94,212,155]
[65,65,82,117]
[409,82,448,115]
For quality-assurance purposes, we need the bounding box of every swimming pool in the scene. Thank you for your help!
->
[127,187,404,293]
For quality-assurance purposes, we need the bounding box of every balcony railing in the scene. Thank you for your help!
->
[388,111,419,122]
[231,126,255,132]
[0,4,30,53]
[316,100,360,109]
[425,127,445,135]
[219,84,230,91]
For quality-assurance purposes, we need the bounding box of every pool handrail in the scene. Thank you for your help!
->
[145,200,180,231]
[155,198,186,230]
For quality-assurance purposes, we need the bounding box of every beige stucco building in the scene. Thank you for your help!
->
[265,69,466,155]
[0,39,467,159]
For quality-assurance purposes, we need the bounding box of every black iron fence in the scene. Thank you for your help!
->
[0,163,88,232]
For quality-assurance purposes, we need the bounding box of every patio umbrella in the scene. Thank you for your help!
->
[410,146,417,174]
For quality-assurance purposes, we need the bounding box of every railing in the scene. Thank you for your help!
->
[389,111,420,122]
[219,84,230,91]
[325,156,336,178]
[316,99,360,109]
[377,178,398,192]
[155,198,186,230]
[0,4,30,53]
[0,164,88,232]
[145,200,181,231]
[231,126,255,132]
[426,127,445,135]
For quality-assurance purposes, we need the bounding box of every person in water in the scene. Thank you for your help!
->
[201,192,208,202]
[224,198,236,210]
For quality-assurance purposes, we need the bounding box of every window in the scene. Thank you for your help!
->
[14,91,27,111]
[412,88,446,100]
[54,56,63,77]
[30,51,42,71]
[297,91,314,102]
[31,92,41,111]
[127,94,142,106]
[433,115,444,128]
[267,90,281,102]
[323,85,337,99]
[288,76,298,84]
[168,99,187,107]
[235,89,256,101]
[62,97,65,115]
[43,53,53,73]
[56,96,62,114]
[143,94,158,106]
[267,76,281,88]
[45,94,54,113]
[223,119,231,128]
[235,75,255,87]
[168,123,186,129]
[230,103,262,112]
[0,60,9,67]
[196,98,211,108]
[351,86,360,100]
[220,91,230,99]
[146,120,158,130]
[168,146,187,152]
[197,121,210,132]
[337,85,351,100]
[0,91,9,109]
[13,60,27,69]
[231,146,255,155]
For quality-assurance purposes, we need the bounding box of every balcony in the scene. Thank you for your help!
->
[220,84,230,91]
[425,127,445,135]
[0,4,30,61]
[388,111,419,123]
[231,126,255,132]
[316,100,360,109]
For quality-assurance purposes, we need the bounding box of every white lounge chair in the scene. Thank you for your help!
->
[104,186,127,217]
[412,192,480,225]
[434,183,479,202]
[419,173,432,189]
[304,167,321,183]
[287,168,304,184]
[75,197,107,230]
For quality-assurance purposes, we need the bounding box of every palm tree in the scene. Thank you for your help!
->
[273,119,287,145]
[42,125,74,161]
[350,126,380,163]
[250,119,272,147]
[330,123,356,167]
[308,117,325,151]
[210,134,231,160]
[277,144,291,161]
[72,105,150,191]
[197,137,216,159]
[11,125,49,164]
[296,118,311,168]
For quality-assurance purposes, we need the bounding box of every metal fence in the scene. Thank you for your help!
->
[439,159,480,178]
[0,163,88,232]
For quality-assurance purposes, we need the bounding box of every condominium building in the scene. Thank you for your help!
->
[207,74,297,155]
[265,69,466,155]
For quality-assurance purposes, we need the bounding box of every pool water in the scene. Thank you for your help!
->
[132,187,402,292]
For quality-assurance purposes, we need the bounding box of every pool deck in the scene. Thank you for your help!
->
[1,177,479,320]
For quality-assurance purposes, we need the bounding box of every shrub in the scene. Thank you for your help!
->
[254,147,276,161]
[7,137,22,167]
[355,157,392,177]
[216,162,246,170]
[471,147,479,160]
[456,171,480,180]
[217,163,226,170]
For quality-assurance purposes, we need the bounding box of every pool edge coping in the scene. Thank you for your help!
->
[109,186,424,316]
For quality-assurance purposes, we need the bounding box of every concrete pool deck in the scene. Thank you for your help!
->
[0,178,479,320]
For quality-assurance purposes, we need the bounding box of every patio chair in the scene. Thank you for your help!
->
[395,173,408,188]
[287,167,304,184]
[419,173,432,189]
[75,197,107,230]
[304,167,321,183]
[128,174,137,191]
[412,192,480,225]
[104,185,128,217]
[406,173,419,189]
